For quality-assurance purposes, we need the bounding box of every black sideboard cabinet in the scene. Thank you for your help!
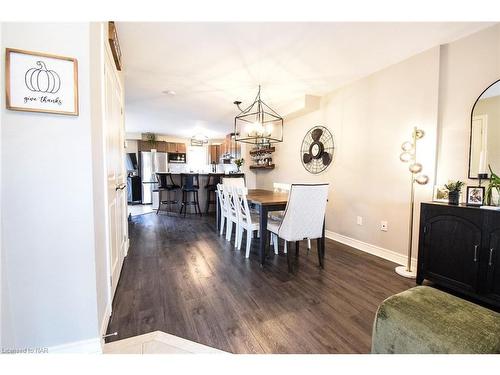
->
[417,202,500,309]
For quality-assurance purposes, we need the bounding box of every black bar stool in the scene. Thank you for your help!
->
[179,173,202,217]
[204,173,222,214]
[155,173,180,215]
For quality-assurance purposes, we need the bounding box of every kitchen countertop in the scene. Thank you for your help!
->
[163,172,244,176]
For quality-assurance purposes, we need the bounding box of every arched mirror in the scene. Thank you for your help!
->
[469,79,500,179]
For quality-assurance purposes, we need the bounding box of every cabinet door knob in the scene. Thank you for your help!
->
[474,245,479,262]
[489,248,494,266]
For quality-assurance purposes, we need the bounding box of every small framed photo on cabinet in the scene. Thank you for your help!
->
[466,186,484,206]
[5,48,78,116]
[433,185,449,203]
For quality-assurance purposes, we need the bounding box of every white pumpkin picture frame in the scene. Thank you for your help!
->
[6,48,78,116]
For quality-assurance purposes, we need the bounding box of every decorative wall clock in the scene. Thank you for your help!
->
[300,126,334,174]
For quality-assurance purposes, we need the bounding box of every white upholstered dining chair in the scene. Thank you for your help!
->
[222,177,245,188]
[270,182,311,254]
[267,183,329,272]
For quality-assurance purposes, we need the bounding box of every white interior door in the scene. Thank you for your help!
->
[104,49,127,298]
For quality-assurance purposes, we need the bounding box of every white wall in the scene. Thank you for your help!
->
[1,23,100,349]
[254,47,440,260]
[254,24,500,264]
[436,24,500,185]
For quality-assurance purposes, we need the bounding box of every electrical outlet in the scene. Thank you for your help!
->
[357,216,363,225]
[381,221,388,232]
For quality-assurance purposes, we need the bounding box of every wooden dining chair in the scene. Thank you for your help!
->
[233,186,260,258]
[216,183,228,237]
[267,183,329,273]
[222,184,239,246]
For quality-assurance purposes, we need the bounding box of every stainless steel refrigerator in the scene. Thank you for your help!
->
[140,151,168,204]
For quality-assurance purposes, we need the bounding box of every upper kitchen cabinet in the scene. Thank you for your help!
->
[222,134,241,160]
[209,144,221,164]
[156,142,167,152]
[167,142,186,154]
[177,143,186,153]
[167,142,177,153]
[138,140,167,152]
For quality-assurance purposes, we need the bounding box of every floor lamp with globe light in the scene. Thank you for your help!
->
[397,127,429,278]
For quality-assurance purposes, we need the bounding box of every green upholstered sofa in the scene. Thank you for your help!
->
[372,286,500,354]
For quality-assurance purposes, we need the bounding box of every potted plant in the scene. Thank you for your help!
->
[445,180,465,205]
[144,132,157,149]
[485,165,500,206]
[233,158,244,172]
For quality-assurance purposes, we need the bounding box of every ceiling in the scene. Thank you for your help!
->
[118,22,494,139]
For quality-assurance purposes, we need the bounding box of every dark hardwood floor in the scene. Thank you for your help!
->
[106,212,414,353]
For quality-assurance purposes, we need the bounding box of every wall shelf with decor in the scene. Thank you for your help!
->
[249,145,275,169]
[250,164,275,170]
[249,147,275,155]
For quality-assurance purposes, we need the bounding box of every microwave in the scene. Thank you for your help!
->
[168,153,186,163]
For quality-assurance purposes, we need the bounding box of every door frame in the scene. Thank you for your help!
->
[101,35,128,328]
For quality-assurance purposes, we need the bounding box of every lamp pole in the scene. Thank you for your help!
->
[396,127,428,278]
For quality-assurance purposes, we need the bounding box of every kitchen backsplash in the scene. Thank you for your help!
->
[168,163,237,174]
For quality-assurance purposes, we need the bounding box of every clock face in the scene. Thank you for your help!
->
[311,144,320,157]
[300,126,335,174]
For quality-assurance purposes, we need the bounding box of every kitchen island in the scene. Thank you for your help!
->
[152,173,244,215]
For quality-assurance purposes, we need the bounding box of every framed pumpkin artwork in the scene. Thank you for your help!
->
[5,48,78,116]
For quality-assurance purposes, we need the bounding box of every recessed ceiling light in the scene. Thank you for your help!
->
[162,90,176,96]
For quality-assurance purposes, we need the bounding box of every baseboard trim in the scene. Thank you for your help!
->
[325,230,417,270]
[49,337,102,354]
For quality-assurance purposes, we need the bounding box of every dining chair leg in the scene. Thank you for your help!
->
[272,233,279,255]
[238,227,244,250]
[245,231,252,258]
[286,241,293,273]
[316,238,324,268]
[226,220,232,241]
[220,216,226,236]
[234,224,239,249]
[284,241,287,254]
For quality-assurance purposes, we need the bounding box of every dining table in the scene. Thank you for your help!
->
[216,188,326,267]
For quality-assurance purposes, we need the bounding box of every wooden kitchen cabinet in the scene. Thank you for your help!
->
[209,145,221,164]
[167,142,177,153]
[167,142,186,153]
[138,140,167,152]
[224,134,241,159]
[156,141,167,152]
